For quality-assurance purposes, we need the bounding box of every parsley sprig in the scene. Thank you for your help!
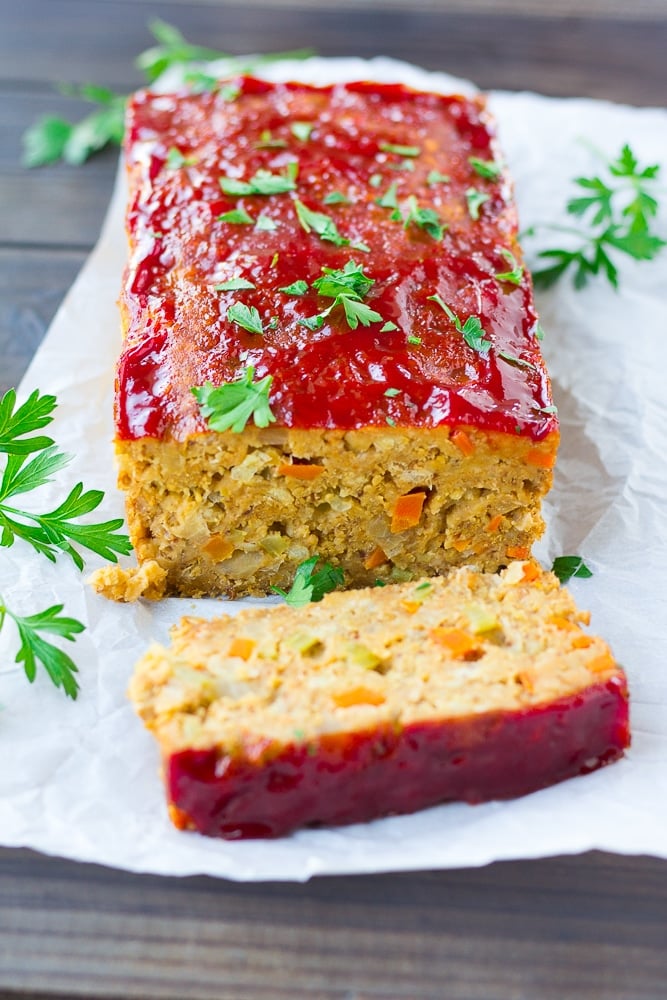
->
[192,366,276,432]
[0,389,132,699]
[551,555,593,584]
[294,199,349,247]
[376,187,446,241]
[22,20,315,167]
[219,167,297,197]
[272,556,344,608]
[528,144,665,289]
[0,600,83,699]
[428,295,491,353]
[23,84,126,168]
[298,261,384,331]
[0,392,132,571]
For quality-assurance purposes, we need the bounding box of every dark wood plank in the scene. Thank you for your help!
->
[0,249,87,394]
[0,92,119,249]
[1,848,666,1000]
[1,0,666,105]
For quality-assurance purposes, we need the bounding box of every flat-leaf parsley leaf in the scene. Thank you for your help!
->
[272,556,344,607]
[192,366,275,433]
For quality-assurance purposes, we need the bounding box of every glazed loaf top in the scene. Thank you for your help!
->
[118,77,557,442]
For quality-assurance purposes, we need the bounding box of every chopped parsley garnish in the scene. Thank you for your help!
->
[401,196,446,240]
[428,295,491,354]
[270,252,280,268]
[384,388,401,397]
[494,248,524,285]
[497,350,536,371]
[386,417,396,426]
[551,555,593,584]
[380,142,421,157]
[299,261,384,330]
[294,199,349,246]
[165,146,197,169]
[376,182,399,210]
[539,404,558,415]
[217,208,254,225]
[256,129,287,149]
[338,298,384,328]
[352,241,371,253]
[380,321,398,332]
[272,556,344,607]
[427,170,451,186]
[298,315,325,331]
[192,366,275,433]
[323,191,351,205]
[466,187,490,221]
[226,303,264,335]
[214,278,256,291]
[219,168,296,196]
[256,215,278,231]
[529,143,665,290]
[468,156,503,180]
[369,174,383,188]
[407,334,422,346]
[279,280,310,296]
[312,261,374,300]
[290,121,314,142]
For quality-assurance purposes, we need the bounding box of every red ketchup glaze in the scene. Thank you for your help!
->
[166,677,629,839]
[117,77,557,442]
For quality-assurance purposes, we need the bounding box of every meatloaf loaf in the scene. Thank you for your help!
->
[129,562,629,839]
[112,76,558,599]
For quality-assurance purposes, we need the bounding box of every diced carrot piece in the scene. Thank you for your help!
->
[364,545,388,570]
[168,803,195,831]
[430,627,481,659]
[228,637,256,660]
[400,599,421,614]
[203,534,235,561]
[525,448,556,469]
[486,514,503,533]
[517,669,535,693]
[506,545,529,560]
[334,686,386,708]
[587,652,615,674]
[277,462,325,480]
[572,635,594,649]
[520,560,541,582]
[391,491,427,533]
[451,537,470,552]
[547,614,579,631]
[451,429,475,456]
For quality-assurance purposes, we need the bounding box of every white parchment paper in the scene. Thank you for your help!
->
[2,58,666,880]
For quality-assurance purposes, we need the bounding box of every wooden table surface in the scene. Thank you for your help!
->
[1,2,666,998]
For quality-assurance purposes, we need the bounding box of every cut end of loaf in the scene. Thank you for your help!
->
[116,425,557,599]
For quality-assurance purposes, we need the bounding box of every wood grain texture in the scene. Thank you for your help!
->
[2,1,667,104]
[1,2,666,998]
[1,848,667,1000]
[0,249,86,394]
